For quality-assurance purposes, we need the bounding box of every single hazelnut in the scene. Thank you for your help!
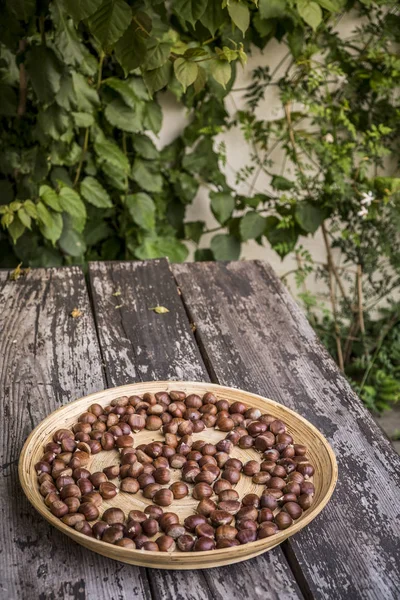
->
[236,519,258,532]
[159,512,179,532]
[196,498,217,516]
[169,482,188,499]
[236,506,258,522]
[50,500,69,518]
[81,491,102,507]
[183,514,207,532]
[61,513,86,527]
[192,482,213,500]
[194,537,215,551]
[236,529,257,544]
[216,539,240,548]
[143,483,162,499]
[103,525,124,544]
[258,522,278,538]
[79,502,99,521]
[44,492,59,508]
[218,489,239,502]
[156,535,176,552]
[144,505,163,520]
[60,484,81,500]
[218,501,241,515]
[153,489,173,507]
[75,521,93,537]
[154,467,171,485]
[142,541,159,551]
[213,480,232,494]
[99,481,118,499]
[142,518,160,537]
[210,510,233,526]
[243,460,260,477]
[258,508,274,523]
[195,523,215,538]
[116,538,135,549]
[177,534,195,552]
[252,472,271,485]
[93,521,109,539]
[103,465,120,479]
[165,523,186,539]
[267,477,286,490]
[102,507,124,525]
[242,493,260,508]
[221,468,240,484]
[298,494,313,509]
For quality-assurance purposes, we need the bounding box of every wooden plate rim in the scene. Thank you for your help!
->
[19,381,338,566]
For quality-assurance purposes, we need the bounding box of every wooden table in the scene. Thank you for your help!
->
[1,259,399,600]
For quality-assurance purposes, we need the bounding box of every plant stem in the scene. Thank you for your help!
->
[321,223,350,303]
[39,16,46,45]
[133,16,151,37]
[327,255,345,371]
[97,51,105,90]
[360,314,400,390]
[357,264,365,334]
[73,128,89,187]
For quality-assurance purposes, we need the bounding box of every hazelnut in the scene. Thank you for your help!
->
[216,539,240,548]
[274,512,293,530]
[282,502,303,520]
[142,541,159,551]
[93,521,109,539]
[258,508,274,523]
[216,417,235,432]
[195,523,215,538]
[40,481,57,496]
[99,482,118,499]
[252,472,271,485]
[103,465,120,479]
[236,519,258,532]
[159,512,179,532]
[241,493,260,508]
[103,525,124,544]
[218,489,239,502]
[215,525,238,540]
[236,506,258,521]
[213,480,232,495]
[177,534,195,552]
[269,420,286,435]
[260,494,278,510]
[298,494,313,510]
[197,498,217,516]
[142,518,160,537]
[170,482,188,499]
[192,482,213,500]
[258,522,278,538]
[210,510,233,526]
[44,492,59,508]
[280,493,298,504]
[170,454,187,470]
[116,538,135,549]
[144,505,164,520]
[61,513,86,527]
[218,501,241,515]
[165,524,186,539]
[138,473,155,489]
[247,421,267,437]
[267,477,286,490]
[143,483,162,499]
[81,491,102,507]
[194,537,215,551]
[128,414,146,431]
[221,468,240,485]
[243,460,260,476]
[153,489,173,507]
[50,500,69,518]
[103,507,124,525]
[154,468,171,485]
[236,529,257,544]
[135,534,150,549]
[254,433,275,451]
[60,484,81,500]
[183,514,207,532]
[156,535,176,552]
[90,472,108,488]
[75,521,93,537]
[77,478,94,495]
[79,502,99,521]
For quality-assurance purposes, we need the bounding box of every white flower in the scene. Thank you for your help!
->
[360,191,374,206]
[324,133,334,143]
[357,206,368,218]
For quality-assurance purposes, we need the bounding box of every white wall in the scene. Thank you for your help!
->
[155,14,363,300]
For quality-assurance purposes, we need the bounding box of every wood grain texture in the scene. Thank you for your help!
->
[88,260,302,600]
[0,268,150,600]
[173,260,400,600]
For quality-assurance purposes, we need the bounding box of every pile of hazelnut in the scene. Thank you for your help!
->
[35,390,315,552]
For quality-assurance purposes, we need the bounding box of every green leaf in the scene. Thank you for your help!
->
[195,248,213,261]
[40,211,63,245]
[288,27,305,58]
[210,60,231,89]
[59,221,87,256]
[84,219,112,245]
[172,0,208,26]
[23,200,38,219]
[134,236,188,262]
[36,201,54,229]
[200,1,225,35]
[101,161,128,190]
[143,101,163,133]
[56,74,77,111]
[174,58,199,92]
[51,1,89,67]
[295,201,324,233]
[240,212,267,241]
[8,0,36,22]
[317,0,341,11]
[105,98,143,132]
[259,0,287,18]
[297,0,322,30]
[228,1,250,35]
[211,234,240,260]
[72,72,99,112]
[88,0,132,49]
[264,217,298,257]
[174,173,199,204]
[145,38,171,71]
[143,62,172,94]
[62,0,102,21]
[271,175,294,191]
[131,159,163,193]
[38,104,71,139]
[59,186,87,230]
[114,22,147,75]
[133,134,159,159]
[210,191,235,224]
[26,46,62,104]
[94,138,130,173]
[72,112,95,127]
[104,77,140,108]
[184,221,204,244]
[17,208,31,230]
[126,193,155,231]
[0,84,17,116]
[8,216,25,244]
[39,185,63,212]
[81,177,113,208]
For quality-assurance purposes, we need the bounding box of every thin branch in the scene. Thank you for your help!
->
[321,223,350,303]
[73,128,89,187]
[357,264,365,334]
[327,259,344,371]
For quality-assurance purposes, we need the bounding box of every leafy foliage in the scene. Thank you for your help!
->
[0,0,399,413]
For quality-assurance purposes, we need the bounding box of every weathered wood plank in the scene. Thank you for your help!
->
[0,268,151,600]
[172,260,400,600]
[88,259,302,600]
